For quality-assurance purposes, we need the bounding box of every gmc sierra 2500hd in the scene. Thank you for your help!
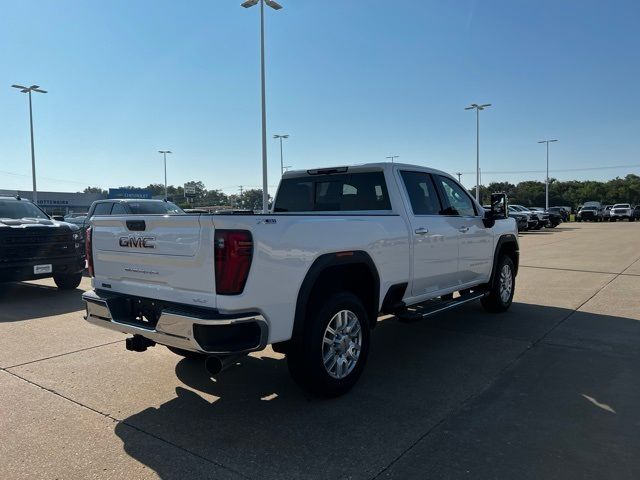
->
[83,163,519,396]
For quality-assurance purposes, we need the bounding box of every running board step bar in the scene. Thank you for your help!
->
[397,290,488,323]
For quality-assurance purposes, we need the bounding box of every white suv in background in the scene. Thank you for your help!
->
[609,204,635,222]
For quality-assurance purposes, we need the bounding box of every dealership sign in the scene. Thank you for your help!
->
[184,185,197,198]
[108,188,152,199]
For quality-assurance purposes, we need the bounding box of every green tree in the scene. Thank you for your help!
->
[238,189,271,211]
[84,186,107,195]
[145,184,166,196]
[202,189,228,207]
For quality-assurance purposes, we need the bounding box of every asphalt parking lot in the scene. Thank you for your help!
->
[1,222,639,480]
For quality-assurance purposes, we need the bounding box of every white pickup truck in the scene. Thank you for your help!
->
[83,163,519,396]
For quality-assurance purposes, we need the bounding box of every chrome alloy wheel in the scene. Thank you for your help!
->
[322,309,362,379]
[499,263,513,303]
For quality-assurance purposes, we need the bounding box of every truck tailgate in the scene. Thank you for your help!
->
[91,215,217,307]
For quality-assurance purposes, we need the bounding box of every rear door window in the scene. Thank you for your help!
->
[399,171,442,215]
[111,203,127,215]
[274,172,391,212]
[92,203,112,215]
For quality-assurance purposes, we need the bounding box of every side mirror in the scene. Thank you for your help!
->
[490,192,508,219]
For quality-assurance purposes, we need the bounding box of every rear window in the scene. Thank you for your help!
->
[274,172,391,212]
[127,201,184,215]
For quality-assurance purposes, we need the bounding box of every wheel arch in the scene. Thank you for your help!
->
[291,251,381,344]
[490,234,519,286]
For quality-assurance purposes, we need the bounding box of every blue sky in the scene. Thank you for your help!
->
[1,0,639,195]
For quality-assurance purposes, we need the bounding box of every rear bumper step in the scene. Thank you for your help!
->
[82,289,268,355]
[397,290,488,323]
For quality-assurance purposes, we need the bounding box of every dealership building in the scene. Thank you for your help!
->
[0,188,152,216]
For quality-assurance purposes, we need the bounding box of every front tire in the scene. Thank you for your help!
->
[481,255,515,313]
[287,292,370,397]
[53,272,83,290]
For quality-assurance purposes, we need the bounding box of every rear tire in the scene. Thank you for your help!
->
[287,292,370,397]
[166,346,206,359]
[53,272,83,290]
[481,255,515,313]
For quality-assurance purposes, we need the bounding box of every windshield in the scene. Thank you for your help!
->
[0,200,49,220]
[127,201,184,215]
[613,204,630,209]
[581,207,597,211]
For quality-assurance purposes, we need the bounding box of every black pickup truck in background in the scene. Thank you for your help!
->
[0,196,85,290]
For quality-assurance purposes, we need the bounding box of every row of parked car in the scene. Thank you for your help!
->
[482,203,566,232]
[507,205,564,232]
[576,202,639,222]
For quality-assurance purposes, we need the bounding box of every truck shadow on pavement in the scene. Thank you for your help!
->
[113,302,640,480]
[0,282,85,322]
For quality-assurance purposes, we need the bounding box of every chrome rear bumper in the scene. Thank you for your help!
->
[82,289,268,355]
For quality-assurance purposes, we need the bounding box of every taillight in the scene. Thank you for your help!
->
[214,230,253,295]
[85,227,94,277]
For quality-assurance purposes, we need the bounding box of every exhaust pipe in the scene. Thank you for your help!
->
[204,354,246,376]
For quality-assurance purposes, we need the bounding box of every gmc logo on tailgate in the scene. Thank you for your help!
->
[119,236,156,249]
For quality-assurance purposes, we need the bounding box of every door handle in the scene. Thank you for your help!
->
[415,227,429,235]
[458,226,469,233]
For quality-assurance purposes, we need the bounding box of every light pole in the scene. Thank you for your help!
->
[242,0,283,213]
[455,172,462,182]
[158,150,172,200]
[274,134,289,176]
[538,139,558,210]
[386,155,399,163]
[11,84,47,204]
[465,103,491,202]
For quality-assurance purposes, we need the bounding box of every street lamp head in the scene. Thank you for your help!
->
[241,0,259,7]
[465,103,491,111]
[158,150,172,154]
[265,0,283,9]
[274,134,289,139]
[11,84,47,94]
